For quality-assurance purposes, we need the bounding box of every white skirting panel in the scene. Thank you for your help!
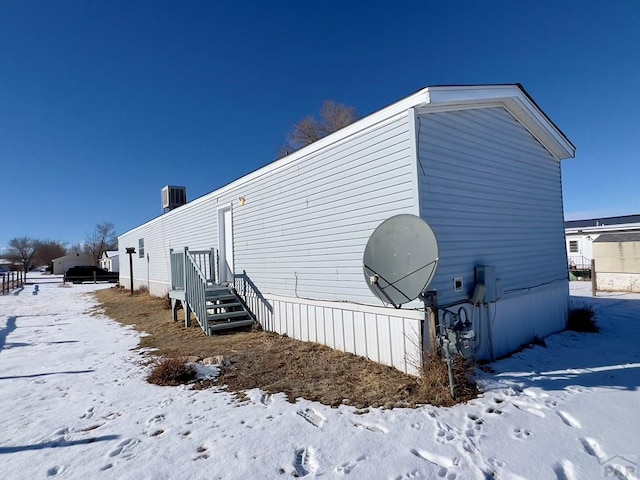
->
[119,275,171,298]
[597,273,640,293]
[470,282,569,361]
[237,286,425,376]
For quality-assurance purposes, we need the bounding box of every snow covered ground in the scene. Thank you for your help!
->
[1,277,638,480]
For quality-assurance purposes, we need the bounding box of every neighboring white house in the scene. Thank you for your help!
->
[52,253,93,275]
[592,232,640,293]
[118,84,575,374]
[99,251,120,272]
[564,214,640,269]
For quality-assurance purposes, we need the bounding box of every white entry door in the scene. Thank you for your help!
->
[218,206,234,284]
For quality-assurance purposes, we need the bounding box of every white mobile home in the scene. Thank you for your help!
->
[565,214,640,270]
[118,84,575,374]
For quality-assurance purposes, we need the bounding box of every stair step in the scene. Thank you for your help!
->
[206,302,243,310]
[204,295,238,303]
[205,285,231,293]
[208,318,255,333]
[205,293,237,302]
[207,310,251,322]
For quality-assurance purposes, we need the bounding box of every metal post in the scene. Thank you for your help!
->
[125,247,136,295]
[591,259,596,297]
[209,248,215,284]
[422,291,439,352]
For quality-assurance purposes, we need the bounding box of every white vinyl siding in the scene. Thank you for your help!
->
[594,241,640,274]
[230,113,415,303]
[417,106,568,306]
[119,112,416,304]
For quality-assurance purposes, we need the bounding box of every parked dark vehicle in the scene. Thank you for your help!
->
[64,266,119,284]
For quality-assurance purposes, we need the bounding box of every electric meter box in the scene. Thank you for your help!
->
[475,265,498,303]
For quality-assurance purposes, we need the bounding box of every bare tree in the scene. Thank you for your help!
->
[33,240,67,267]
[279,101,358,157]
[85,222,117,266]
[68,242,84,254]
[6,237,37,273]
[319,101,358,136]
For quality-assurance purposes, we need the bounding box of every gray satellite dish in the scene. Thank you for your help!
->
[363,214,439,308]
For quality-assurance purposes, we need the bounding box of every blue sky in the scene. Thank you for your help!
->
[1,1,638,250]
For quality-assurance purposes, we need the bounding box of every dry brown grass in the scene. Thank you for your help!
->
[94,287,477,407]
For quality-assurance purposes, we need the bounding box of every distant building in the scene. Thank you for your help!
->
[0,258,14,269]
[593,232,640,292]
[52,253,93,275]
[564,214,640,270]
[99,251,120,272]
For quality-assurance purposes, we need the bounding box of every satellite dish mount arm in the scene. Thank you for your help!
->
[366,267,410,309]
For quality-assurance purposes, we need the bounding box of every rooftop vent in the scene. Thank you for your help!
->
[162,185,187,212]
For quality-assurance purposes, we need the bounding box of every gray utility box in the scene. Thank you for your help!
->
[475,265,498,303]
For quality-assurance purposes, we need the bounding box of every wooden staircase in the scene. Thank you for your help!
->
[205,285,254,333]
[168,247,254,334]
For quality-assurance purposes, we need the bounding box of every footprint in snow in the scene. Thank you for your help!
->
[107,438,139,459]
[411,448,459,479]
[436,429,455,443]
[46,465,66,477]
[552,459,578,480]
[465,414,483,437]
[512,401,546,418]
[292,446,318,477]
[297,408,325,429]
[578,437,606,462]
[336,454,367,475]
[146,414,165,425]
[556,411,582,429]
[260,393,273,406]
[352,421,388,433]
[512,428,532,440]
[566,386,586,395]
[393,470,421,479]
[80,407,95,419]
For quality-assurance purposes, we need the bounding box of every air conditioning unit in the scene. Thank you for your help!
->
[162,186,187,211]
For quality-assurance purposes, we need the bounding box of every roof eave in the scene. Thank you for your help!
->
[422,84,576,161]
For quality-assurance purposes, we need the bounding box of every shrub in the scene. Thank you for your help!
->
[147,357,197,386]
[567,305,598,333]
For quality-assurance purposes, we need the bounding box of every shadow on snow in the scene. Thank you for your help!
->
[0,435,121,454]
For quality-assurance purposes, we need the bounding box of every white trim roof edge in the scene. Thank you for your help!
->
[119,84,574,238]
[423,84,576,160]
[565,223,640,234]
